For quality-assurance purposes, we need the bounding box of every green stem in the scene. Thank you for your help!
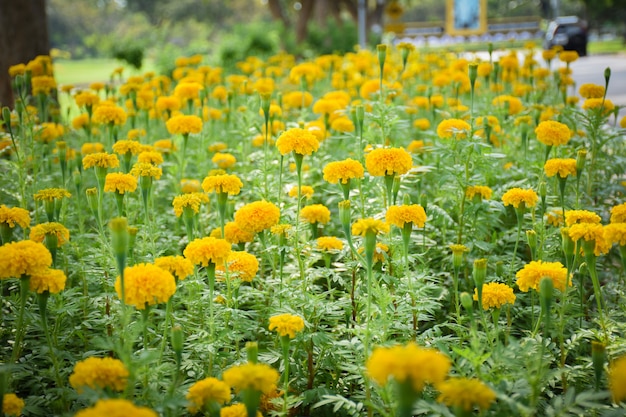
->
[11,277,30,364]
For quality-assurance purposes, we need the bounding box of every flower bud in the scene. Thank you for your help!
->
[561,227,575,256]
[591,341,606,390]
[472,258,487,290]
[2,107,12,136]
[460,292,474,313]
[109,217,129,258]
[576,149,587,173]
[246,341,258,364]
[469,63,478,87]
[377,44,388,72]
[526,229,537,251]
[604,67,611,88]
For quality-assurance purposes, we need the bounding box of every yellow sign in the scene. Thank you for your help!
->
[445,0,487,36]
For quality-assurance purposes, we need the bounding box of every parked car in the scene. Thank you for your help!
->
[544,16,588,56]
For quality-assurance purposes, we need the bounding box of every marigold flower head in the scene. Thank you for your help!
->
[2,393,25,417]
[155,255,194,281]
[546,209,564,227]
[154,139,177,154]
[29,222,70,246]
[276,127,320,156]
[202,174,243,195]
[492,95,523,115]
[74,399,157,417]
[609,355,626,403]
[212,221,255,244]
[115,263,176,309]
[234,200,280,234]
[81,142,105,156]
[300,204,331,224]
[582,98,615,114]
[366,342,451,392]
[0,240,52,279]
[605,223,626,246]
[352,218,389,236]
[31,75,56,95]
[36,122,65,143]
[501,187,538,209]
[172,193,207,217]
[83,152,120,170]
[516,260,569,292]
[323,158,365,184]
[28,268,66,294]
[131,162,162,179]
[331,116,355,133]
[222,363,279,395]
[288,185,314,199]
[465,185,492,201]
[559,50,579,63]
[220,403,262,417]
[217,251,259,282]
[316,236,343,252]
[544,158,577,178]
[104,173,138,194]
[186,377,231,414]
[166,114,203,135]
[386,204,427,228]
[92,103,127,126]
[535,120,571,146]
[0,205,30,228]
[184,237,232,266]
[269,313,305,338]
[473,282,515,310]
[579,83,605,99]
[34,187,72,202]
[436,118,471,139]
[137,151,164,165]
[565,209,601,226]
[568,223,609,256]
[69,357,129,392]
[283,91,313,109]
[174,82,203,101]
[365,147,412,177]
[212,152,237,169]
[611,203,626,224]
[436,377,496,412]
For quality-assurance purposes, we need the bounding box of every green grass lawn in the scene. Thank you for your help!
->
[53,58,155,86]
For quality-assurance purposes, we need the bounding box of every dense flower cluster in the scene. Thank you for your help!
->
[172,193,207,217]
[33,188,72,202]
[436,118,471,139]
[465,185,492,200]
[166,114,203,135]
[565,210,601,226]
[610,203,626,224]
[2,394,25,417]
[92,103,127,126]
[316,236,344,252]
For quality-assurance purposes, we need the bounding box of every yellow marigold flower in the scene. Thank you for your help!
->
[492,95,523,115]
[29,268,66,294]
[8,63,26,77]
[72,113,90,130]
[276,127,320,156]
[357,242,390,263]
[92,104,127,126]
[579,83,605,99]
[212,152,237,169]
[172,193,207,217]
[154,139,177,154]
[83,152,120,170]
[2,393,24,417]
[208,142,228,153]
[436,377,496,412]
[544,158,577,178]
[621,115,626,129]
[473,282,516,309]
[515,260,569,292]
[155,256,194,281]
[559,50,579,63]
[367,342,451,392]
[352,218,389,236]
[36,122,65,143]
[212,221,255,245]
[546,209,564,227]
[331,116,355,133]
[234,201,280,234]
[31,75,56,95]
[112,140,141,156]
[323,158,365,184]
[166,114,203,135]
[316,236,343,252]
[202,174,243,195]
[313,98,343,116]
[75,399,157,417]
[184,237,232,267]
[222,363,279,395]
[137,151,164,165]
[69,357,129,392]
[406,140,426,154]
[501,187,538,209]
[29,222,70,246]
[74,91,100,108]
[582,98,615,114]
[288,185,314,199]
[130,162,162,179]
[609,355,626,403]
[283,91,313,109]
[449,244,469,255]
[156,96,182,114]
[413,118,431,130]
[565,210,601,226]
[365,147,412,177]
[34,188,72,202]
[465,185,492,200]
[186,377,230,414]
[0,205,30,228]
[115,263,176,309]
[611,203,626,223]
[220,403,262,417]
[104,173,138,194]
[436,118,471,139]
[269,313,305,338]
[386,204,427,228]
[535,120,571,147]
[300,204,331,224]
[568,223,610,256]
[605,223,626,246]
[180,179,201,193]
[81,142,105,155]
[174,82,203,101]
[217,251,259,282]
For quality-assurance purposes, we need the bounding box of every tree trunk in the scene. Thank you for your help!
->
[0,0,50,108]
[296,0,315,43]
[267,0,289,27]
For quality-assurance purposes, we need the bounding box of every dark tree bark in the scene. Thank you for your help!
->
[0,0,50,108]
[296,0,315,43]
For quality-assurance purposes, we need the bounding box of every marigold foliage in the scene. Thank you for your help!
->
[366,342,451,392]
[300,204,331,224]
[385,204,427,228]
[316,236,343,252]
[544,158,577,178]
[115,263,176,309]
[436,118,471,139]
[276,127,320,156]
[184,237,232,266]
[352,218,389,236]
[104,173,138,194]
[515,260,569,292]
[166,114,203,135]
[234,200,280,234]
[155,255,194,281]
[323,158,365,184]
[69,357,129,392]
[474,282,516,310]
[502,187,538,209]
[535,120,571,146]
[2,394,25,417]
[0,205,30,228]
[0,240,52,279]
[74,399,157,417]
[436,377,496,412]
[202,174,243,195]
[222,363,279,395]
[365,147,412,177]
[186,377,231,414]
